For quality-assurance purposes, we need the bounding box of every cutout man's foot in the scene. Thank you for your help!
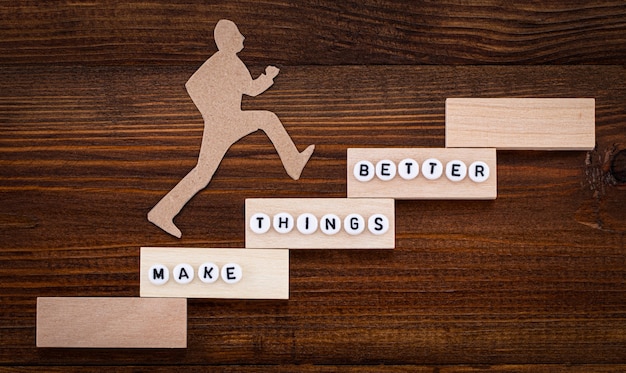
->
[148,209,182,238]
[287,144,315,180]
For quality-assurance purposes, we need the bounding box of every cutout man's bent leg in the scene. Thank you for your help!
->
[249,111,315,180]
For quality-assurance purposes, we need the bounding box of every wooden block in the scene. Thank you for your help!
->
[245,198,394,249]
[140,247,289,299]
[36,297,187,348]
[347,148,497,200]
[445,98,595,150]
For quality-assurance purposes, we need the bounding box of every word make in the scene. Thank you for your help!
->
[149,262,242,285]
[140,247,289,299]
[347,148,497,200]
[246,198,394,249]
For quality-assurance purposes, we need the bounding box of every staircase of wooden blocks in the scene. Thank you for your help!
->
[37,98,595,348]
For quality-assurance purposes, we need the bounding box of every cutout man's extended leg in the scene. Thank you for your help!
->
[147,136,230,238]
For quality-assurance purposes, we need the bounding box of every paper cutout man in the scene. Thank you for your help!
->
[148,19,315,238]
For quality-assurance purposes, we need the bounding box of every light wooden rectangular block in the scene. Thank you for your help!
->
[245,198,394,249]
[445,98,595,150]
[36,297,187,348]
[140,247,289,299]
[347,148,497,200]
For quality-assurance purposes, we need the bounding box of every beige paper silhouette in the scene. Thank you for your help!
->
[148,19,314,238]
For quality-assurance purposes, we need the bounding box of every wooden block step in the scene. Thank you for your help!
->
[347,148,497,200]
[140,247,289,299]
[245,198,394,249]
[36,297,187,348]
[445,98,595,150]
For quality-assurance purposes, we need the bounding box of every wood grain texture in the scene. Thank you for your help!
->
[4,366,626,373]
[1,0,626,368]
[1,64,624,368]
[1,1,626,66]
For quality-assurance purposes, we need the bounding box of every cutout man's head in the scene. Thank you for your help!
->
[214,19,244,53]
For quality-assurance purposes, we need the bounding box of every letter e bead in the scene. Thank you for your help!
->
[221,263,242,284]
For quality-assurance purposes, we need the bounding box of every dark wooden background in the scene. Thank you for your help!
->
[1,1,625,371]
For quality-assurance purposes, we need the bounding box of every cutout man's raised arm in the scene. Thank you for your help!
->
[244,66,279,97]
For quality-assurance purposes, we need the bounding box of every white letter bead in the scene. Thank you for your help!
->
[344,213,365,235]
[398,158,419,180]
[250,213,270,234]
[297,213,318,235]
[421,158,443,180]
[198,262,219,284]
[368,214,390,235]
[354,160,375,182]
[375,160,396,181]
[148,264,169,285]
[221,263,242,284]
[173,263,194,284]
[320,213,341,235]
[273,212,294,234]
[469,161,490,183]
[445,160,467,182]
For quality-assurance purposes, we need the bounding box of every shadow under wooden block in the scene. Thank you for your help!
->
[36,297,187,348]
[140,247,289,300]
[245,198,395,249]
[347,148,497,200]
[445,98,595,150]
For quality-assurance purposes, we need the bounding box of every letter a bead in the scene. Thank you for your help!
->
[173,263,194,284]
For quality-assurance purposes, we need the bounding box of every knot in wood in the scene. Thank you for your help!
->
[610,149,626,183]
